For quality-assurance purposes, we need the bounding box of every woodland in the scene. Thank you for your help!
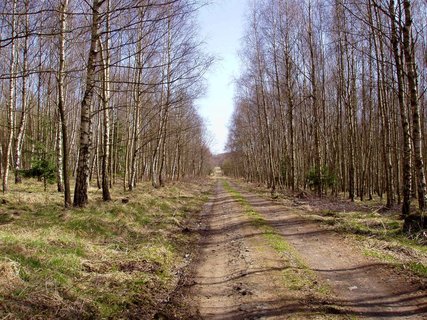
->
[1,0,427,318]
[0,0,213,207]
[225,0,427,228]
[1,0,426,220]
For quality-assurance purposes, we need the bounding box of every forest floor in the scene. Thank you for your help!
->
[172,178,427,319]
[0,178,213,319]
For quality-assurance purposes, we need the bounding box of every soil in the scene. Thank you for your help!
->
[177,180,427,319]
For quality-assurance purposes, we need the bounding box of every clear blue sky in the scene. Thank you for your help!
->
[197,0,248,155]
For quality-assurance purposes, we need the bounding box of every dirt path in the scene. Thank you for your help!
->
[186,182,295,319]
[184,180,427,319]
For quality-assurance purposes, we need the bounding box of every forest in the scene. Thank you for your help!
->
[225,0,427,226]
[0,0,212,207]
[1,0,427,319]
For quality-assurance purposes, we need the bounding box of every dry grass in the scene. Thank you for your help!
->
[0,177,213,319]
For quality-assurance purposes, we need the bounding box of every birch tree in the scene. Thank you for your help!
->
[2,0,17,193]
[73,0,103,207]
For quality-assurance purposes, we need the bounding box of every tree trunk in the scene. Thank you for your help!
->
[402,0,426,211]
[73,0,102,207]
[389,0,412,216]
[98,1,112,201]
[308,3,321,197]
[57,0,71,207]
[14,0,30,185]
[3,0,17,193]
[56,116,64,192]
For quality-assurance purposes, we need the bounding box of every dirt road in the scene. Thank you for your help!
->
[184,180,427,319]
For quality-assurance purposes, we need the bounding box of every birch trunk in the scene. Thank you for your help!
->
[403,0,426,211]
[389,0,412,216]
[73,0,102,207]
[98,1,111,201]
[14,0,30,184]
[308,3,321,197]
[57,0,71,207]
[3,0,17,193]
[56,116,64,192]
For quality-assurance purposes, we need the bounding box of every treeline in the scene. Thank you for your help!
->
[0,0,212,207]
[226,0,427,217]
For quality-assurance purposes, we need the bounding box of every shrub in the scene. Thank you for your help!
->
[21,159,56,191]
[306,166,336,192]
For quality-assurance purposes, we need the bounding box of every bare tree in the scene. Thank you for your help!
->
[402,0,426,211]
[99,0,111,201]
[14,0,30,185]
[2,0,17,193]
[226,0,427,223]
[74,0,103,207]
[57,0,71,206]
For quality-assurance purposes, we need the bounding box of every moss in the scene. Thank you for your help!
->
[362,248,395,263]
[408,262,427,277]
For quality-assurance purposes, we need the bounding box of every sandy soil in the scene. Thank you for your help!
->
[182,180,427,319]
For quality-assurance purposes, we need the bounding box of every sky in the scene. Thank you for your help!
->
[196,0,248,155]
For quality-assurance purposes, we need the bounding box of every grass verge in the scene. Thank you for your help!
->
[0,178,212,319]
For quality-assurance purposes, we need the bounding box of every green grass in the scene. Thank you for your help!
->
[408,262,427,277]
[0,178,212,319]
[363,247,427,277]
[315,210,403,237]
[223,180,330,295]
[362,248,396,263]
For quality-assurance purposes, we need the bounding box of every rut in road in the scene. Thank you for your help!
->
[186,179,427,319]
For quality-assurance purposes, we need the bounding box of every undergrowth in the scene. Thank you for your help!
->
[0,178,212,319]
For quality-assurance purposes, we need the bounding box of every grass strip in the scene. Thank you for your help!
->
[223,180,329,294]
